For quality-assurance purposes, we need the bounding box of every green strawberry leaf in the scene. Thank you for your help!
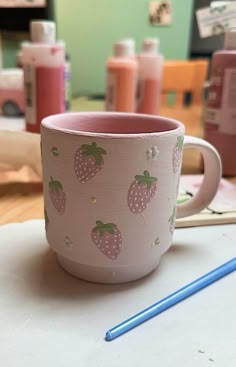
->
[97,147,107,155]
[44,208,49,224]
[135,170,157,189]
[49,176,63,193]
[81,142,106,165]
[92,220,117,236]
[81,144,93,150]
[176,136,184,149]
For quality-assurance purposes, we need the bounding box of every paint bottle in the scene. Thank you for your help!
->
[105,39,138,112]
[22,21,65,133]
[204,28,236,175]
[64,53,71,111]
[137,38,163,115]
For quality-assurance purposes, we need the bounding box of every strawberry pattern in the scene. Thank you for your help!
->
[45,134,181,261]
[49,176,66,215]
[91,220,122,260]
[127,170,157,214]
[172,135,184,173]
[74,142,106,183]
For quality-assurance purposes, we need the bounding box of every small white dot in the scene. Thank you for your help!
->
[91,196,97,203]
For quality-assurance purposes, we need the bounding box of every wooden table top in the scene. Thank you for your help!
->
[0,102,235,226]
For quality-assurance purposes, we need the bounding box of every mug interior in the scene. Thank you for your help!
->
[42,112,183,135]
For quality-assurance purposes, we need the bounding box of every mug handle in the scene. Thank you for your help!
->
[176,136,222,219]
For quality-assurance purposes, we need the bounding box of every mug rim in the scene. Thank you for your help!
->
[41,112,185,138]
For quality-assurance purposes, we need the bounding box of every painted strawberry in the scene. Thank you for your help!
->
[44,208,49,231]
[127,170,157,214]
[172,135,184,173]
[168,206,176,234]
[91,220,122,260]
[74,142,106,183]
[48,176,66,215]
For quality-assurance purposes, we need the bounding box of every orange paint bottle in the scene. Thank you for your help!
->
[105,39,138,112]
[137,38,163,115]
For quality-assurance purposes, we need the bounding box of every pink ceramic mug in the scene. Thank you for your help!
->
[41,112,221,283]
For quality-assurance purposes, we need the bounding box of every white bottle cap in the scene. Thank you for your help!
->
[142,38,159,54]
[113,38,135,58]
[30,20,56,44]
[224,27,236,49]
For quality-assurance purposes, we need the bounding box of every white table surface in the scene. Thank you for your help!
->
[0,220,235,366]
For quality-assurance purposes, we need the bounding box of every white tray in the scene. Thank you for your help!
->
[0,115,25,131]
[0,220,235,366]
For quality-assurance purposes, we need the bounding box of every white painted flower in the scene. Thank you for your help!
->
[146,146,159,160]
[64,235,73,249]
[152,237,160,246]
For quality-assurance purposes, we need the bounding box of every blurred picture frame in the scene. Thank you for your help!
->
[149,1,172,26]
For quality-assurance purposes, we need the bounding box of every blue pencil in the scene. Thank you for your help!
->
[105,257,236,341]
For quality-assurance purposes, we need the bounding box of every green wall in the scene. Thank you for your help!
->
[1,1,193,96]
[55,0,193,96]
[1,39,20,68]
[1,0,54,68]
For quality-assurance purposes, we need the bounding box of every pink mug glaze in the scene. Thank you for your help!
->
[41,112,222,283]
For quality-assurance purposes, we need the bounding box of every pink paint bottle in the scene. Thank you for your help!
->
[137,38,163,115]
[105,39,138,112]
[204,28,236,176]
[22,21,65,133]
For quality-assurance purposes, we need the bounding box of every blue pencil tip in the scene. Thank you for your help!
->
[105,330,113,341]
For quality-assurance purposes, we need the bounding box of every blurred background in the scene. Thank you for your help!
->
[0,0,228,97]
